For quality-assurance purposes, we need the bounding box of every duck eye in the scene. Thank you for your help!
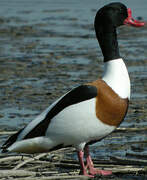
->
[119,8,123,13]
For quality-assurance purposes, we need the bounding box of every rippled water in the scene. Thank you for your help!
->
[0,0,146,178]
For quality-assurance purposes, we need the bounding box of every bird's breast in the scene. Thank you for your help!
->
[88,79,129,127]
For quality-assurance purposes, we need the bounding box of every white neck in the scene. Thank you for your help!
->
[102,58,130,99]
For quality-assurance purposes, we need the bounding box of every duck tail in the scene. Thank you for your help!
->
[1,128,24,153]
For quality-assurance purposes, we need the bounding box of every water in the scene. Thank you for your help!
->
[0,0,146,178]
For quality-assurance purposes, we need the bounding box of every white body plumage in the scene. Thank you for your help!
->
[7,58,130,153]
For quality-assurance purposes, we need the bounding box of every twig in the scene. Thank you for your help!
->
[13,153,47,170]
[0,131,17,135]
[17,175,88,180]
[0,170,36,178]
[0,156,29,163]
[111,166,147,174]
[110,156,147,166]
[116,127,147,132]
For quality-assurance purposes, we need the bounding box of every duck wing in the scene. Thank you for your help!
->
[1,84,97,152]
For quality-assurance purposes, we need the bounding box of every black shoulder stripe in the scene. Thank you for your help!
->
[23,85,97,139]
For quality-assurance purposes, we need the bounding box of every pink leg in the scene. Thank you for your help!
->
[85,146,112,176]
[77,150,93,177]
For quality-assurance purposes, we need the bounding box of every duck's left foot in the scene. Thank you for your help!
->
[89,168,112,176]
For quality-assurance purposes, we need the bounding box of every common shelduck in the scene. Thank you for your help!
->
[1,2,144,177]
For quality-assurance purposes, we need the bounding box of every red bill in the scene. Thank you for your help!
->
[124,8,145,27]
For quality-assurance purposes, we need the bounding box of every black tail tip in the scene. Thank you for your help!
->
[1,147,9,153]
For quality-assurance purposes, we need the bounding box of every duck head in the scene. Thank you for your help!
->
[94,2,145,62]
[95,2,145,31]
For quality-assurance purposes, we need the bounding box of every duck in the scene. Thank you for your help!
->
[1,2,144,177]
